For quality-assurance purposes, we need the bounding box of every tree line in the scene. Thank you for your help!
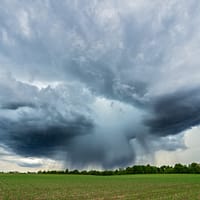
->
[37,163,200,175]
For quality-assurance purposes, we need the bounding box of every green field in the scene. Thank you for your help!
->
[0,174,200,200]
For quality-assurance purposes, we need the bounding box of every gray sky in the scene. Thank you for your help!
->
[0,0,200,171]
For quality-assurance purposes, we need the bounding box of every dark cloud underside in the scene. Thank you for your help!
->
[146,89,200,136]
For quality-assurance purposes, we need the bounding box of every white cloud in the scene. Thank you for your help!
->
[0,146,64,172]
[155,126,200,166]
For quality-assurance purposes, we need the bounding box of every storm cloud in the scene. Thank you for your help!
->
[0,0,200,169]
[146,88,200,136]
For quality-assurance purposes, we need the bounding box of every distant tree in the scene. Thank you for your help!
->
[101,170,113,176]
[35,162,200,175]
[174,164,188,173]
[80,170,88,175]
[125,167,134,174]
[70,169,80,174]
[188,163,200,174]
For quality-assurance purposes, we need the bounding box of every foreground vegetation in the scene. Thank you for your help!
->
[0,174,200,200]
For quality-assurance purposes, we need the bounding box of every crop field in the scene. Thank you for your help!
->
[0,174,200,200]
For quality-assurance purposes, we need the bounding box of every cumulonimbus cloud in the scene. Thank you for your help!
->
[0,0,200,169]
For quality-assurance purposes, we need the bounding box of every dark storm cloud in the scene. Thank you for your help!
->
[0,0,150,106]
[0,0,200,169]
[1,116,93,158]
[146,88,200,136]
[0,76,95,165]
[0,102,35,110]
[69,64,148,107]
[66,134,135,169]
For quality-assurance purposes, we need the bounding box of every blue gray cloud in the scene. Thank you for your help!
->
[0,0,200,169]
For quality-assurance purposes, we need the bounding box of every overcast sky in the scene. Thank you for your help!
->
[1,0,200,171]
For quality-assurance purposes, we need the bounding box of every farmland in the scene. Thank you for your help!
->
[0,174,200,200]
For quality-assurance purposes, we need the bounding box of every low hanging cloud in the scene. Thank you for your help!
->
[0,0,200,169]
[0,76,95,164]
[146,88,200,137]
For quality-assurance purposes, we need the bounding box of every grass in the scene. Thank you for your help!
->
[0,174,200,199]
